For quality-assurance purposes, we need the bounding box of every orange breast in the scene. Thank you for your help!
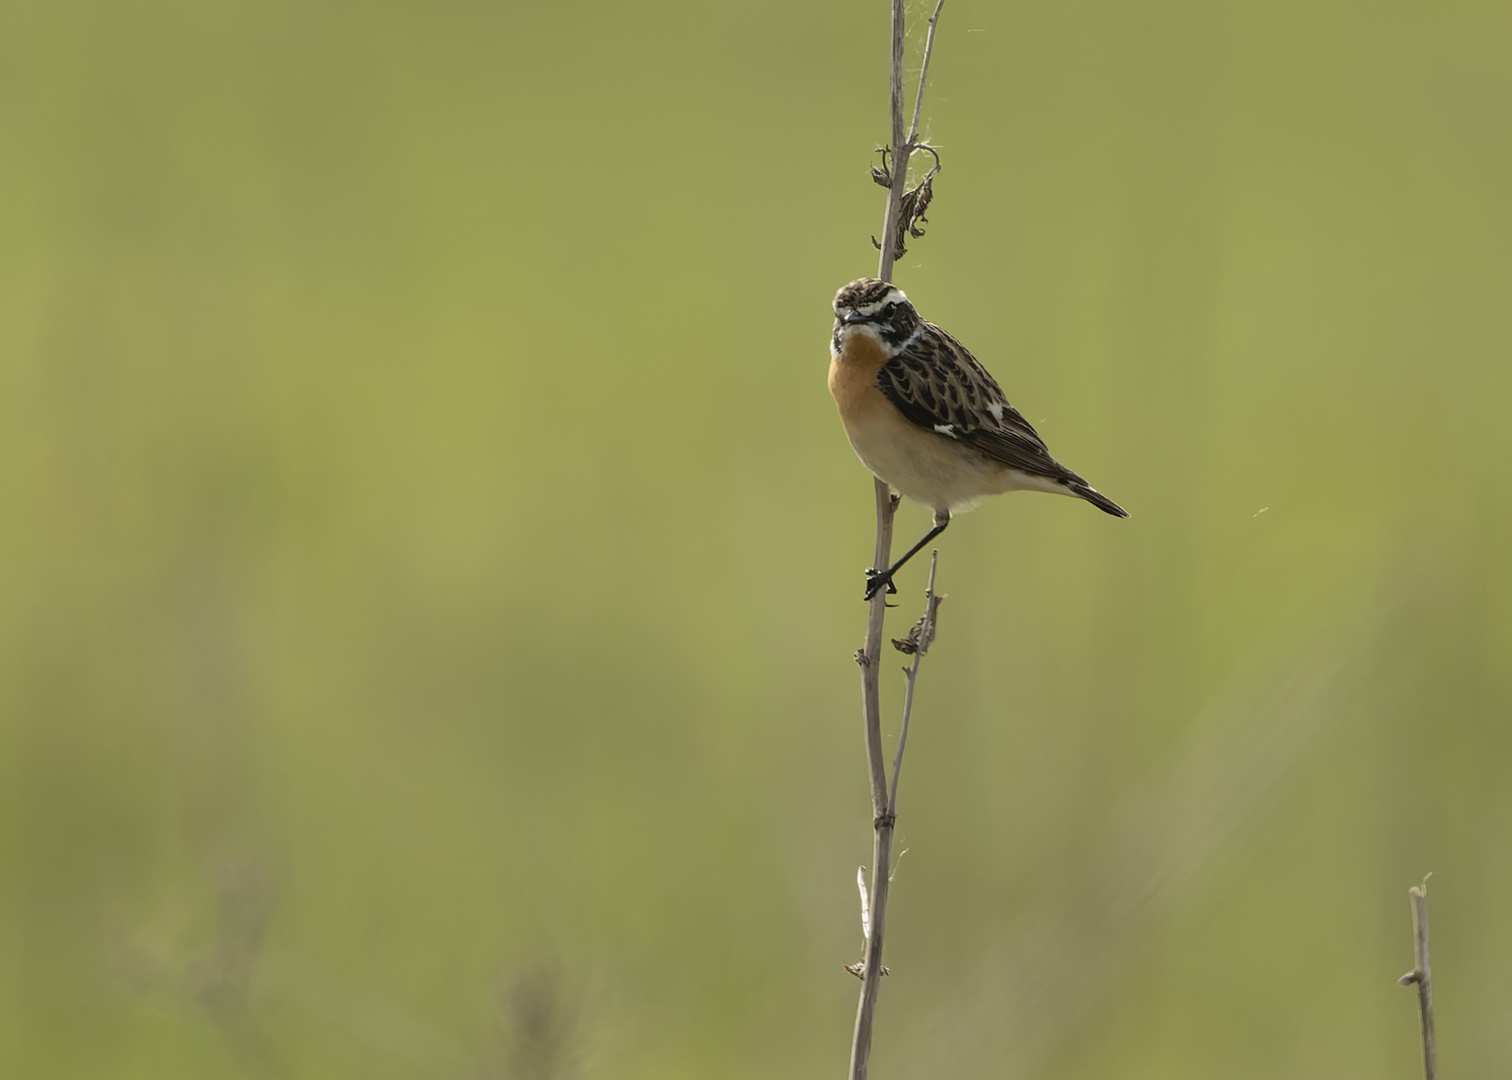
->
[827,333,891,424]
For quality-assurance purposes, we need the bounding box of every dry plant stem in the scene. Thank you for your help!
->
[849,479,896,1080]
[888,551,941,812]
[875,0,908,286]
[1399,880,1436,1080]
[849,3,946,1077]
[907,0,948,146]
[876,0,945,285]
[848,14,904,1080]
[850,811,895,1080]
[860,479,898,818]
[848,551,942,1077]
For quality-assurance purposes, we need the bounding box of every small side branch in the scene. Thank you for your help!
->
[1397,876,1436,1080]
[906,0,948,146]
[888,551,942,813]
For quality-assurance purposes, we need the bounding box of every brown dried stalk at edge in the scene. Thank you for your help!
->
[1398,877,1437,1080]
[848,8,947,1077]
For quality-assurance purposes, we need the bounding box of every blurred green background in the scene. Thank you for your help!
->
[3,0,1510,1076]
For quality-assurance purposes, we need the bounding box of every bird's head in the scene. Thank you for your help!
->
[832,278,921,356]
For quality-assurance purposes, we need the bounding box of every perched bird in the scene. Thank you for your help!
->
[828,277,1127,599]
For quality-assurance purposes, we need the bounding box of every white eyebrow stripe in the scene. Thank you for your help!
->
[850,288,909,317]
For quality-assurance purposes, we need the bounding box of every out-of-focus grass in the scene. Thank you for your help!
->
[2,0,1511,1076]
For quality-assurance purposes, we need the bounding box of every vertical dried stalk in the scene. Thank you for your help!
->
[875,0,908,287]
[849,477,896,1080]
[1398,878,1437,1080]
[847,5,947,1078]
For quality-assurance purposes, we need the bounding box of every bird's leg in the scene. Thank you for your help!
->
[864,510,950,600]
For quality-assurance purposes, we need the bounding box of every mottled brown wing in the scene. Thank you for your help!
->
[877,323,1087,484]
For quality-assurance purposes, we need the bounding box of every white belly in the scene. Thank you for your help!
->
[844,407,1046,514]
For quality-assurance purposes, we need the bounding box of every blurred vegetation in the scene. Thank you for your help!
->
[2,0,1511,1076]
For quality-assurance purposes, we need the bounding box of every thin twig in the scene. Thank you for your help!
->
[1398,876,1436,1080]
[888,551,942,813]
[907,0,947,146]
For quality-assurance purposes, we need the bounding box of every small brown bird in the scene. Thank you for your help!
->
[828,278,1127,598]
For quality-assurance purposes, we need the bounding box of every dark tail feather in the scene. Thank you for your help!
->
[1068,482,1129,518]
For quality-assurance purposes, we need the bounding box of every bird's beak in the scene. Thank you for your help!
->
[841,312,869,325]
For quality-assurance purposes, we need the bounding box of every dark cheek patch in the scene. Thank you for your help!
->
[878,307,920,347]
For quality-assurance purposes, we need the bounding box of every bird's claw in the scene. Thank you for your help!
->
[864,568,899,601]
